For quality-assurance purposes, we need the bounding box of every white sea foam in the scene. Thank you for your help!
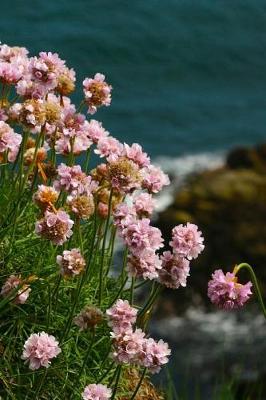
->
[153,152,225,212]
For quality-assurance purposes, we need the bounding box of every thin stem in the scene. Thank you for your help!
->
[98,189,113,306]
[110,365,122,400]
[235,262,266,319]
[130,368,147,400]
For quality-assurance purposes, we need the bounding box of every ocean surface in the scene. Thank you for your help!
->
[1,0,266,167]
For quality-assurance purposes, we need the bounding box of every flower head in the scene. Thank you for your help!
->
[35,210,74,245]
[141,164,170,193]
[140,338,171,374]
[33,185,59,211]
[170,223,204,260]
[208,269,252,310]
[54,164,98,196]
[0,121,22,162]
[21,332,61,370]
[1,275,31,304]
[74,306,103,331]
[67,194,95,219]
[82,384,112,400]
[127,249,162,280]
[83,73,112,114]
[106,299,137,334]
[159,251,190,289]
[56,248,85,277]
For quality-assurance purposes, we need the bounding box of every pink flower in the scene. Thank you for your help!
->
[170,223,204,260]
[83,73,112,114]
[86,119,109,144]
[55,130,92,155]
[133,193,156,217]
[141,164,170,193]
[29,52,65,92]
[82,384,112,400]
[140,338,171,374]
[54,164,98,196]
[159,251,190,289]
[1,275,31,304]
[123,143,150,168]
[0,61,22,84]
[21,332,61,370]
[208,269,252,310]
[0,44,28,62]
[0,121,22,162]
[111,328,146,364]
[106,299,137,334]
[95,136,123,159]
[127,249,162,280]
[122,218,164,255]
[113,203,136,232]
[56,248,85,277]
[35,210,74,245]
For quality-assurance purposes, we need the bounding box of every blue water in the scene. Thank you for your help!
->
[1,0,266,158]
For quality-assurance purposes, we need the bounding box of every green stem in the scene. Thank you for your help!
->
[130,368,147,400]
[98,189,113,306]
[235,262,266,319]
[110,365,122,400]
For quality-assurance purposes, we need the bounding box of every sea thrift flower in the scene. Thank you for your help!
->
[95,136,123,159]
[113,203,136,232]
[122,218,164,255]
[106,299,137,333]
[74,306,103,331]
[21,332,61,370]
[23,146,47,166]
[140,338,171,374]
[83,73,112,114]
[141,164,170,193]
[86,119,109,144]
[54,164,98,196]
[107,157,140,193]
[0,61,22,84]
[56,248,85,277]
[133,193,156,217]
[111,328,146,364]
[56,66,76,96]
[13,99,46,133]
[208,269,252,310]
[1,275,31,304]
[0,121,22,162]
[158,251,190,289]
[127,249,162,280]
[35,210,74,245]
[123,143,150,168]
[33,185,59,211]
[170,223,204,260]
[82,384,112,400]
[67,194,95,219]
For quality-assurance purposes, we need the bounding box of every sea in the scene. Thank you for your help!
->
[1,0,266,173]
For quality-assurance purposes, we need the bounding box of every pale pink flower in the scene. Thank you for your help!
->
[170,223,204,260]
[82,384,112,400]
[54,164,98,196]
[86,119,109,144]
[35,210,74,245]
[0,44,28,62]
[133,193,156,217]
[1,275,31,304]
[55,130,92,155]
[140,338,171,374]
[208,269,252,310]
[111,328,146,364]
[56,248,85,277]
[159,251,190,289]
[123,143,150,168]
[141,165,170,193]
[95,136,123,159]
[83,73,112,114]
[127,249,162,280]
[113,203,136,232]
[122,218,164,255]
[21,332,61,370]
[0,108,8,121]
[106,299,137,334]
[0,61,22,84]
[107,157,141,193]
[0,121,22,162]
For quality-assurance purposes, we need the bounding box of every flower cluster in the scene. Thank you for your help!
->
[21,332,61,370]
[1,275,31,304]
[208,269,252,309]
[56,248,85,277]
[82,384,112,400]
[106,299,171,374]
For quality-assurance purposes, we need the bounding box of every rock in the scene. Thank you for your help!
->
[156,143,266,313]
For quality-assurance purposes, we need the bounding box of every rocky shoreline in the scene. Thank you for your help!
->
[155,143,266,315]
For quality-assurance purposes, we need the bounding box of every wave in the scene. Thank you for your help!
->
[153,152,225,212]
